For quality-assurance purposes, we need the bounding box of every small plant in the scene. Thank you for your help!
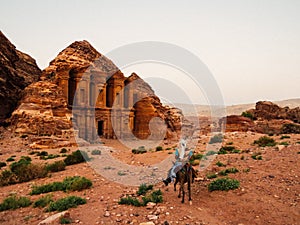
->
[46,161,66,173]
[156,146,163,151]
[190,159,200,166]
[64,150,89,166]
[37,151,48,157]
[279,141,289,146]
[206,150,217,156]
[118,196,142,207]
[30,176,92,195]
[117,171,126,176]
[216,161,225,167]
[209,134,223,144]
[206,173,217,179]
[0,162,7,168]
[226,141,233,145]
[190,153,203,161]
[91,149,101,155]
[137,183,153,196]
[60,217,72,224]
[241,111,255,120]
[281,123,300,134]
[280,135,290,139]
[165,147,172,150]
[219,167,239,176]
[132,146,147,154]
[47,196,86,212]
[208,178,240,192]
[240,155,245,160]
[243,168,250,173]
[251,153,263,160]
[0,195,31,211]
[33,194,53,208]
[60,148,68,153]
[6,157,15,162]
[253,136,276,147]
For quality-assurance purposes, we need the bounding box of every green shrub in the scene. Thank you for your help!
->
[60,148,68,153]
[118,196,142,207]
[206,173,217,179]
[132,146,147,154]
[165,147,172,150]
[218,148,227,155]
[279,141,289,146]
[219,167,239,176]
[251,153,263,160]
[216,161,225,167]
[156,146,163,151]
[190,159,200,166]
[137,183,153,196]
[33,194,53,208]
[206,150,217,156]
[64,150,89,165]
[143,189,163,205]
[91,150,101,155]
[60,217,72,224]
[241,111,255,120]
[47,196,86,212]
[46,161,66,173]
[226,142,233,145]
[6,157,15,162]
[37,151,48,157]
[190,153,203,161]
[0,162,7,168]
[209,134,223,144]
[253,136,276,147]
[0,170,17,186]
[30,176,92,195]
[208,178,240,192]
[280,135,290,139]
[0,195,31,211]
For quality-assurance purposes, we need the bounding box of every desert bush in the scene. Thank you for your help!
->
[0,162,7,168]
[190,159,200,166]
[118,196,142,207]
[0,195,31,211]
[30,176,92,195]
[279,141,289,146]
[156,146,163,151]
[206,173,217,179]
[137,183,153,196]
[206,150,217,156]
[142,189,163,205]
[46,161,66,173]
[18,164,48,183]
[132,146,147,154]
[216,161,225,167]
[64,150,89,165]
[253,136,276,147]
[37,151,48,157]
[281,123,300,134]
[190,153,203,161]
[91,149,101,155]
[60,217,72,224]
[6,157,15,162]
[209,134,223,144]
[226,141,233,145]
[208,178,240,192]
[241,111,255,120]
[280,135,290,139]
[219,167,239,176]
[60,148,68,153]
[33,194,53,208]
[0,170,17,186]
[165,147,172,150]
[251,153,263,160]
[47,196,86,212]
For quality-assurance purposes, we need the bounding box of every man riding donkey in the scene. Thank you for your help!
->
[163,138,194,186]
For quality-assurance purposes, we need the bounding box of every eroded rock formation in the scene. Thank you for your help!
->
[0,31,41,123]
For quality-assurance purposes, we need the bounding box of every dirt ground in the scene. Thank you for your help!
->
[0,129,299,225]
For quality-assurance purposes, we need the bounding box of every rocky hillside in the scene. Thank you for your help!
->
[0,31,41,124]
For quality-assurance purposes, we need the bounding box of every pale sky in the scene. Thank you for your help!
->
[1,0,299,105]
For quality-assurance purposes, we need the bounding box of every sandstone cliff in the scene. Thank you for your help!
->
[0,31,41,123]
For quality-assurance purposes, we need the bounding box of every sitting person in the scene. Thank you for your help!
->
[163,138,193,186]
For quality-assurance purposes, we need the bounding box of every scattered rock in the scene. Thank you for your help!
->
[104,211,110,217]
[147,215,158,220]
[139,222,155,225]
[38,211,69,225]
[146,202,156,209]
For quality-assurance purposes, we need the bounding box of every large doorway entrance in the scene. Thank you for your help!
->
[97,121,104,136]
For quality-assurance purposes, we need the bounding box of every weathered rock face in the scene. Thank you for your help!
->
[221,115,255,132]
[0,31,41,123]
[11,81,71,136]
[248,101,300,123]
[12,40,182,141]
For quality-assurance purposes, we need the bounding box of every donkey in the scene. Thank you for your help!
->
[174,163,197,204]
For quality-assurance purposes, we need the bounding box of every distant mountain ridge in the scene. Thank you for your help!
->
[168,98,300,116]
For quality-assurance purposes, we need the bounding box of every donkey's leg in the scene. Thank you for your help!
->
[178,184,181,198]
[174,178,178,191]
[181,183,185,203]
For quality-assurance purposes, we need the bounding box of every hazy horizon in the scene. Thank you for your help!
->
[1,0,299,105]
